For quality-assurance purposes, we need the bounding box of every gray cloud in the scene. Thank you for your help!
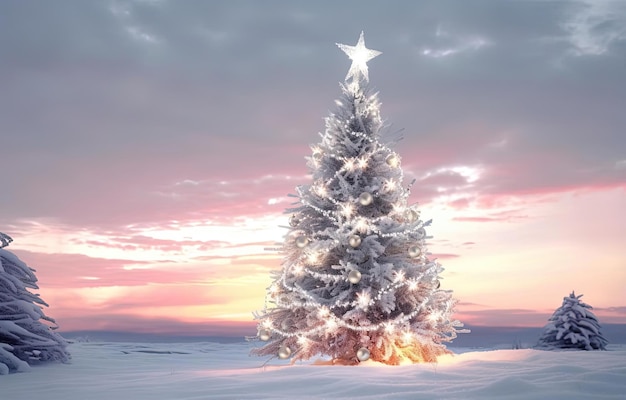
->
[1,0,624,229]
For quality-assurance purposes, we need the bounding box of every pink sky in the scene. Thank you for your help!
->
[1,1,625,335]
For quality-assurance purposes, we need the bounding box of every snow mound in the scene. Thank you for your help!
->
[2,341,625,399]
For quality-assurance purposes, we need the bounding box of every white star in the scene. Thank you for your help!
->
[336,31,382,83]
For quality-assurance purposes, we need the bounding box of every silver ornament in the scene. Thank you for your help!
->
[259,329,271,341]
[313,151,322,161]
[348,270,362,284]
[408,245,421,258]
[295,235,309,248]
[356,347,370,362]
[385,154,399,168]
[278,345,292,359]
[348,235,362,248]
[359,192,373,206]
[406,209,418,223]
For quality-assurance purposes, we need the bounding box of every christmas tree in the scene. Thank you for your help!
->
[0,232,70,374]
[536,291,608,351]
[251,32,465,365]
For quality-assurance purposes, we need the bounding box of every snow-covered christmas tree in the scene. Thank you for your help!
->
[536,291,608,351]
[0,232,70,374]
[251,32,465,365]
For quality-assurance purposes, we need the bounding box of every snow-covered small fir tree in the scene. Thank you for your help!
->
[536,291,608,351]
[251,32,465,365]
[0,232,70,374]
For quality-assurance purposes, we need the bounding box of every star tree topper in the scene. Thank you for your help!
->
[336,31,382,83]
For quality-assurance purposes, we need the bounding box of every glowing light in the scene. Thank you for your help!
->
[402,331,414,344]
[326,318,338,330]
[428,312,440,323]
[341,203,354,217]
[344,158,356,171]
[408,279,418,291]
[384,179,396,191]
[393,203,404,212]
[357,157,368,169]
[394,270,406,283]
[384,323,395,334]
[318,306,330,318]
[357,291,371,310]
[314,183,328,197]
[292,265,304,275]
[355,218,369,233]
[336,31,382,82]
[306,251,320,265]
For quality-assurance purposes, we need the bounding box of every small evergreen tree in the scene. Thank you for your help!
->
[0,232,70,374]
[536,291,608,351]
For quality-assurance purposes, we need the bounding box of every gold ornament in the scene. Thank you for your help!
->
[359,192,373,206]
[278,345,292,359]
[259,329,271,341]
[385,154,399,168]
[295,235,309,248]
[356,347,370,362]
[408,245,421,258]
[348,270,362,284]
[406,209,418,223]
[348,235,362,248]
[289,214,299,227]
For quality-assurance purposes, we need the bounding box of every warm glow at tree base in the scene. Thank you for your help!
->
[251,329,453,366]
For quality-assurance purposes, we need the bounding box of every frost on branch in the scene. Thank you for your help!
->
[536,291,608,351]
[0,233,70,374]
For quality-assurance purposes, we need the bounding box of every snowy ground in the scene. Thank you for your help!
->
[2,341,625,399]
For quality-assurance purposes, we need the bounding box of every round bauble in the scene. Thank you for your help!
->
[258,329,271,341]
[348,235,362,248]
[313,151,322,161]
[408,245,421,258]
[289,214,299,227]
[405,209,419,223]
[359,192,373,206]
[347,270,362,284]
[295,235,309,248]
[278,345,292,359]
[385,154,399,168]
[356,347,370,362]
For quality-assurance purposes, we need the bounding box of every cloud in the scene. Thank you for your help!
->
[453,209,529,223]
[561,0,626,56]
[420,24,492,59]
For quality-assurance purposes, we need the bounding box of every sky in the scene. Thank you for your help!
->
[0,0,625,336]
